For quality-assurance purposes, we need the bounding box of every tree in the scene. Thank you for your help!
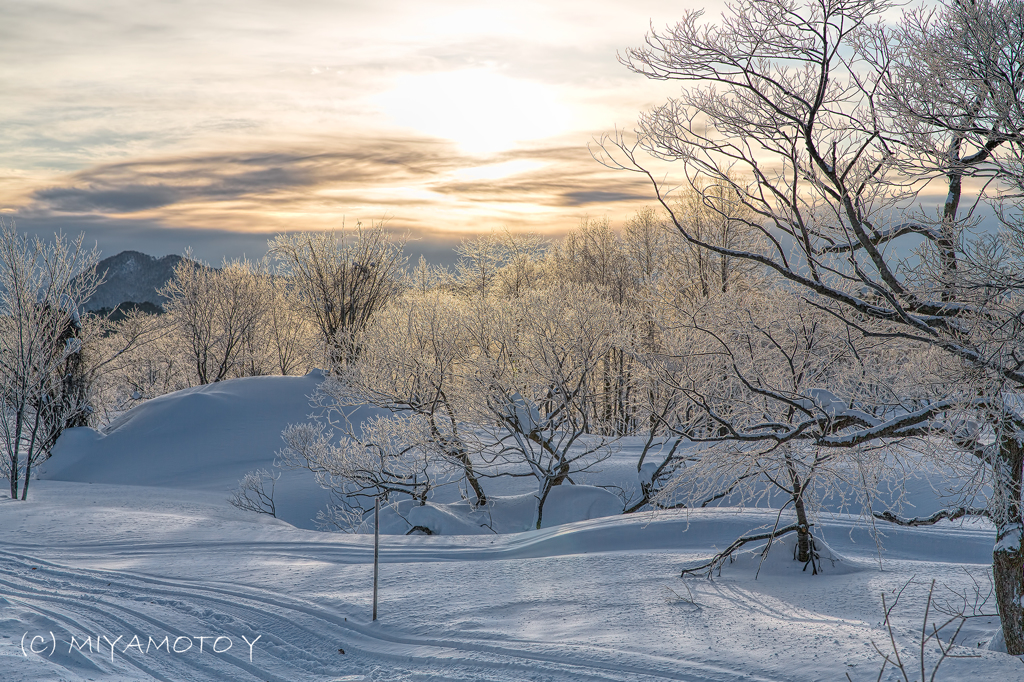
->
[651,286,923,570]
[323,290,488,505]
[671,177,762,300]
[264,278,318,377]
[459,286,623,528]
[0,221,101,500]
[279,413,438,530]
[88,308,190,415]
[598,0,1024,650]
[159,254,271,385]
[268,225,407,366]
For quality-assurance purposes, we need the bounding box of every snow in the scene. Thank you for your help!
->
[995,523,1023,553]
[40,371,388,530]
[1,374,1021,681]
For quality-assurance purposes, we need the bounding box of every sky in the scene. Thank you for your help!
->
[0,0,717,263]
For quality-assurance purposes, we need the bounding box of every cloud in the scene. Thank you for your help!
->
[559,189,650,206]
[35,185,182,213]
[27,141,455,214]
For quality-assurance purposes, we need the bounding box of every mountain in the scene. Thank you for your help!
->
[84,250,185,312]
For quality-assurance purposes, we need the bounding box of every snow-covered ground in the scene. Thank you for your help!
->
[1,374,1021,681]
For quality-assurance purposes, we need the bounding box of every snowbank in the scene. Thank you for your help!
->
[40,372,390,530]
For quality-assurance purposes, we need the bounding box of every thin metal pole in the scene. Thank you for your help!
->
[372,496,379,621]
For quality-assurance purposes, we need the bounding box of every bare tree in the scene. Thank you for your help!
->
[279,413,439,529]
[265,278,318,376]
[323,290,488,505]
[861,576,995,682]
[159,254,271,384]
[89,308,191,415]
[0,221,101,500]
[597,0,1024,651]
[671,176,762,300]
[229,468,280,517]
[460,286,623,528]
[650,287,924,569]
[268,225,406,367]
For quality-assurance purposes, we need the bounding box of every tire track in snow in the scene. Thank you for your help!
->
[0,548,781,682]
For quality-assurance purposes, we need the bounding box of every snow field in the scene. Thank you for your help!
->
[0,373,1018,681]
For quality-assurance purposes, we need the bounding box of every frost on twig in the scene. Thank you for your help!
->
[680,522,815,578]
[229,468,280,518]
[860,576,993,682]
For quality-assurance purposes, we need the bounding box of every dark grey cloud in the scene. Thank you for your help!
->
[26,136,657,218]
[35,185,182,213]
[559,189,650,206]
[11,131,662,268]
[28,141,457,216]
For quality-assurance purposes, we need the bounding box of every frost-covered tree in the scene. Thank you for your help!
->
[460,286,624,528]
[279,413,440,530]
[265,278,318,377]
[323,290,488,505]
[268,225,406,366]
[0,222,101,500]
[650,288,931,571]
[598,0,1024,651]
[159,254,271,384]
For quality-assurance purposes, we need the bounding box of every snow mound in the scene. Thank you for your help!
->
[40,374,628,535]
[541,484,623,527]
[41,372,386,530]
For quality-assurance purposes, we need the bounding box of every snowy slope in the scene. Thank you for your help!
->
[40,371,386,530]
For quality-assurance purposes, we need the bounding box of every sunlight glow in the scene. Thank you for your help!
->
[374,70,570,155]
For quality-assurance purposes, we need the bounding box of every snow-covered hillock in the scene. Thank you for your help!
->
[41,371,390,530]
[41,373,976,539]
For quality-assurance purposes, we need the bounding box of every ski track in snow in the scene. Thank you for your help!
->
[0,543,782,682]
[0,506,1016,682]
[2,478,1018,682]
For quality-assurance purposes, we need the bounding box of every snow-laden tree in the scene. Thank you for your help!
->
[264,278,319,377]
[0,222,101,500]
[459,286,625,528]
[649,287,937,571]
[322,290,488,505]
[447,230,549,299]
[598,0,1024,651]
[278,413,441,531]
[268,225,406,366]
[159,254,271,384]
[289,284,628,530]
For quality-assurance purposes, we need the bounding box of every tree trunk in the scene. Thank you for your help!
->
[785,455,814,566]
[535,480,553,530]
[20,456,32,501]
[793,492,814,567]
[993,436,1024,655]
[9,408,24,499]
[462,459,487,507]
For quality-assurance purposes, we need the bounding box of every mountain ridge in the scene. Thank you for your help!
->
[85,250,187,311]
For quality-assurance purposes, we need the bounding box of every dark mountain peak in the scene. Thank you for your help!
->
[87,250,189,312]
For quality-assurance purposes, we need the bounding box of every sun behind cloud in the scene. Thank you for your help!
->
[374,69,571,156]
